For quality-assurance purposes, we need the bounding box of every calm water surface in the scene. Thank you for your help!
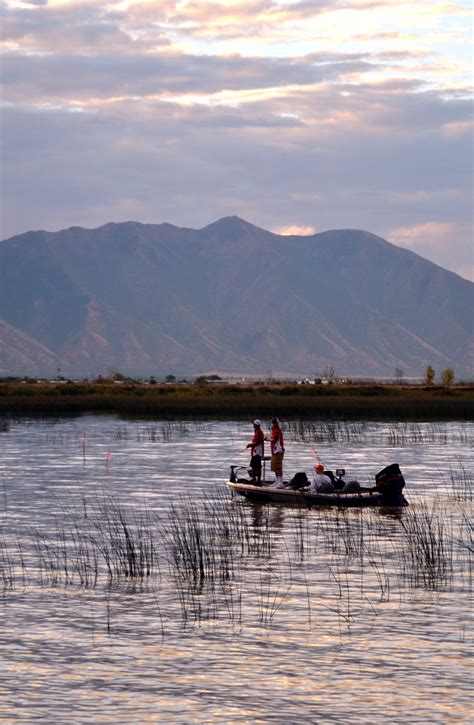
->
[0,416,472,723]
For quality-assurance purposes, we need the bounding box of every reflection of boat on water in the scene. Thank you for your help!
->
[228,463,408,508]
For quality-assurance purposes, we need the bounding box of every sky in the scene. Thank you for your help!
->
[1,0,473,280]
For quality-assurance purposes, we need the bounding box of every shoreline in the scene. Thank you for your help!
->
[0,381,472,420]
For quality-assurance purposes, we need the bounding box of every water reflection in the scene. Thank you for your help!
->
[0,416,472,722]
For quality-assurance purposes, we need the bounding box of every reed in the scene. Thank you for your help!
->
[27,495,159,588]
[255,559,292,626]
[160,493,258,588]
[446,463,472,502]
[399,504,454,589]
[455,511,473,591]
[286,420,367,444]
[0,531,15,590]
[1,487,472,634]
[87,499,158,582]
[285,420,471,446]
[328,509,366,558]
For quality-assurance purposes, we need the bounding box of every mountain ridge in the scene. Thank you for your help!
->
[0,217,472,378]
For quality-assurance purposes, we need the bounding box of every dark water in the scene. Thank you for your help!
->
[0,417,472,723]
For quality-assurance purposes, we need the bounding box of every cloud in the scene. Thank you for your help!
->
[0,0,472,282]
[1,3,170,53]
[276,224,317,236]
[2,48,393,109]
[441,120,474,137]
[389,221,458,249]
[388,222,473,280]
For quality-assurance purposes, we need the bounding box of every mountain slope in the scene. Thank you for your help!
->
[0,217,472,378]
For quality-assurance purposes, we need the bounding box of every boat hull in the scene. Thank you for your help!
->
[227,481,386,507]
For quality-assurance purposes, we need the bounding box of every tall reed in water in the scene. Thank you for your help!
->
[399,504,454,589]
[446,463,472,502]
[285,420,471,446]
[1,489,472,632]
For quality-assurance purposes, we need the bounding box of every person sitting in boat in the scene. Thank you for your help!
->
[310,464,335,493]
[269,417,285,488]
[246,419,264,485]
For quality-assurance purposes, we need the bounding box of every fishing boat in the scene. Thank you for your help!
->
[228,463,408,508]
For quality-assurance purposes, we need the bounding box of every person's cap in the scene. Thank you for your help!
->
[253,419,261,426]
[315,463,324,472]
[271,417,279,424]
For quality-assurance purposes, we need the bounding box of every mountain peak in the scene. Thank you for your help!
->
[199,216,268,241]
[0,220,472,377]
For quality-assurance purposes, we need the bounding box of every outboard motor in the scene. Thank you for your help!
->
[375,464,408,506]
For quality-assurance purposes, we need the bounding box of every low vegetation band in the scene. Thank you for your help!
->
[0,381,472,420]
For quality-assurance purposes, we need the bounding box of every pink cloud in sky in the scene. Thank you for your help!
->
[1,0,472,281]
[389,221,461,250]
[276,225,317,236]
[388,222,473,281]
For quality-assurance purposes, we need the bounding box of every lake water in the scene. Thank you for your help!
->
[0,416,472,723]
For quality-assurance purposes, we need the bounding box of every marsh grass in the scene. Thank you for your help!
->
[399,504,455,589]
[1,382,473,420]
[285,420,472,446]
[1,489,472,632]
[162,501,236,586]
[25,496,159,589]
[0,530,15,590]
[90,500,157,581]
[446,463,472,501]
[287,420,367,444]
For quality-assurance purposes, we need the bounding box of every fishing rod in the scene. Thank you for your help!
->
[312,447,324,468]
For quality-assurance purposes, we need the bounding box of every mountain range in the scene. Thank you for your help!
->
[0,216,472,379]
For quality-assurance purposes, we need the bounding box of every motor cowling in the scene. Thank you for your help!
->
[375,464,407,505]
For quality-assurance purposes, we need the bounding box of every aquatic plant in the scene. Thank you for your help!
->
[285,420,471,447]
[0,486,472,635]
[0,530,15,590]
[446,463,472,502]
[399,504,454,589]
[87,499,157,581]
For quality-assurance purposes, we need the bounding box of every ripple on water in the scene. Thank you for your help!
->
[0,416,472,722]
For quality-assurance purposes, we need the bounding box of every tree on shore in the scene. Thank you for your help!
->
[441,368,454,385]
[194,375,208,386]
[424,365,435,385]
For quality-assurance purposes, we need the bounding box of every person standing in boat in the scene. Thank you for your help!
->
[269,417,285,488]
[246,419,264,485]
[310,464,335,493]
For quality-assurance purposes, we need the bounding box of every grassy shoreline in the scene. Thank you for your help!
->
[0,381,472,420]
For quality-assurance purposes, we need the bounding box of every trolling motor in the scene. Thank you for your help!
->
[229,465,251,483]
